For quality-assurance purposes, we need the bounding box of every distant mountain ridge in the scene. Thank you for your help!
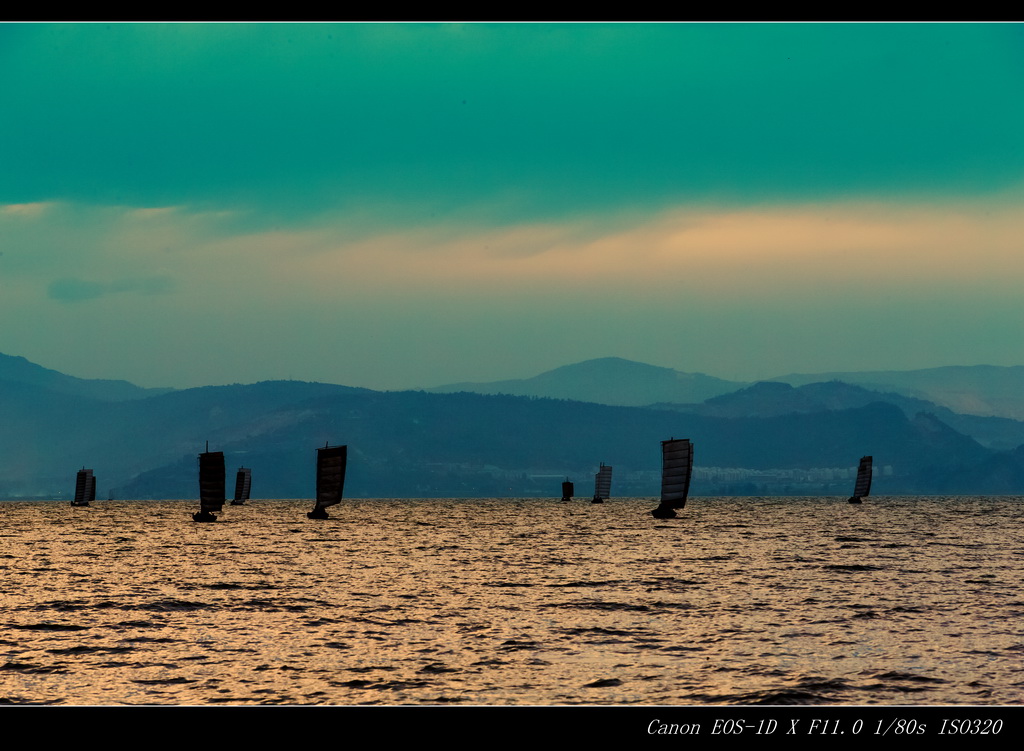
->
[653,380,1024,451]
[430,357,1024,424]
[770,365,1024,420]
[0,352,172,402]
[426,357,749,406]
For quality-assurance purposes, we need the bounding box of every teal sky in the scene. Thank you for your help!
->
[2,22,1023,389]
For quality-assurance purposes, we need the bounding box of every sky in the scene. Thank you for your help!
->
[2,22,1023,391]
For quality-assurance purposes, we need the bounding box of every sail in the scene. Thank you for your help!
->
[561,480,574,498]
[73,469,93,505]
[234,467,252,502]
[594,463,612,500]
[198,451,226,513]
[315,445,347,510]
[852,455,872,499]
[87,473,97,503]
[660,438,693,509]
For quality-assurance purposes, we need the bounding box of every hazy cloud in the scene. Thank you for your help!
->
[47,275,177,302]
[47,278,106,302]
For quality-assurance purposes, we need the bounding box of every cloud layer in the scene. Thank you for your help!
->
[0,23,1022,389]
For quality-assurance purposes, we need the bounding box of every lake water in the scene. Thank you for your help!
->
[1,496,1022,706]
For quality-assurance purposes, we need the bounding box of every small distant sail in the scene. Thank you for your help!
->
[308,444,347,519]
[592,463,612,503]
[194,448,225,521]
[652,438,694,519]
[848,455,873,504]
[231,467,251,505]
[561,479,574,501]
[72,468,93,507]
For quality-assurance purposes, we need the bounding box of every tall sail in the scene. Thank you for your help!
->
[660,438,693,509]
[850,455,872,502]
[72,468,93,506]
[87,473,97,504]
[315,444,347,510]
[561,479,574,500]
[652,438,695,518]
[233,467,251,503]
[593,463,612,501]
[198,450,226,514]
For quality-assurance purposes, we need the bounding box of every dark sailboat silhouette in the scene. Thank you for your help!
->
[307,443,346,519]
[560,478,574,502]
[848,455,873,504]
[192,443,225,522]
[230,467,251,506]
[592,463,612,504]
[71,468,95,507]
[652,438,693,518]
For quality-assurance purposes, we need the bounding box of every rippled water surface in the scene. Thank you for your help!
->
[1,496,1023,705]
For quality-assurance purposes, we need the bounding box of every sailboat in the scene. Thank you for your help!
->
[560,478,574,502]
[192,443,225,522]
[307,443,347,519]
[848,455,873,504]
[652,438,693,519]
[70,468,94,507]
[230,467,251,505]
[592,463,612,504]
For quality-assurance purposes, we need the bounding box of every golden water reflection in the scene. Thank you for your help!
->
[0,497,1021,705]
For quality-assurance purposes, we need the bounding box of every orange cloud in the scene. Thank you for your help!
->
[7,197,1023,305]
[288,199,1024,300]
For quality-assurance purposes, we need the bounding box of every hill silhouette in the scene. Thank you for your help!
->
[426,357,748,406]
[653,380,1024,450]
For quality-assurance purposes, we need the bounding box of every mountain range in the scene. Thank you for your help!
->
[3,353,1024,499]
[429,357,1024,421]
